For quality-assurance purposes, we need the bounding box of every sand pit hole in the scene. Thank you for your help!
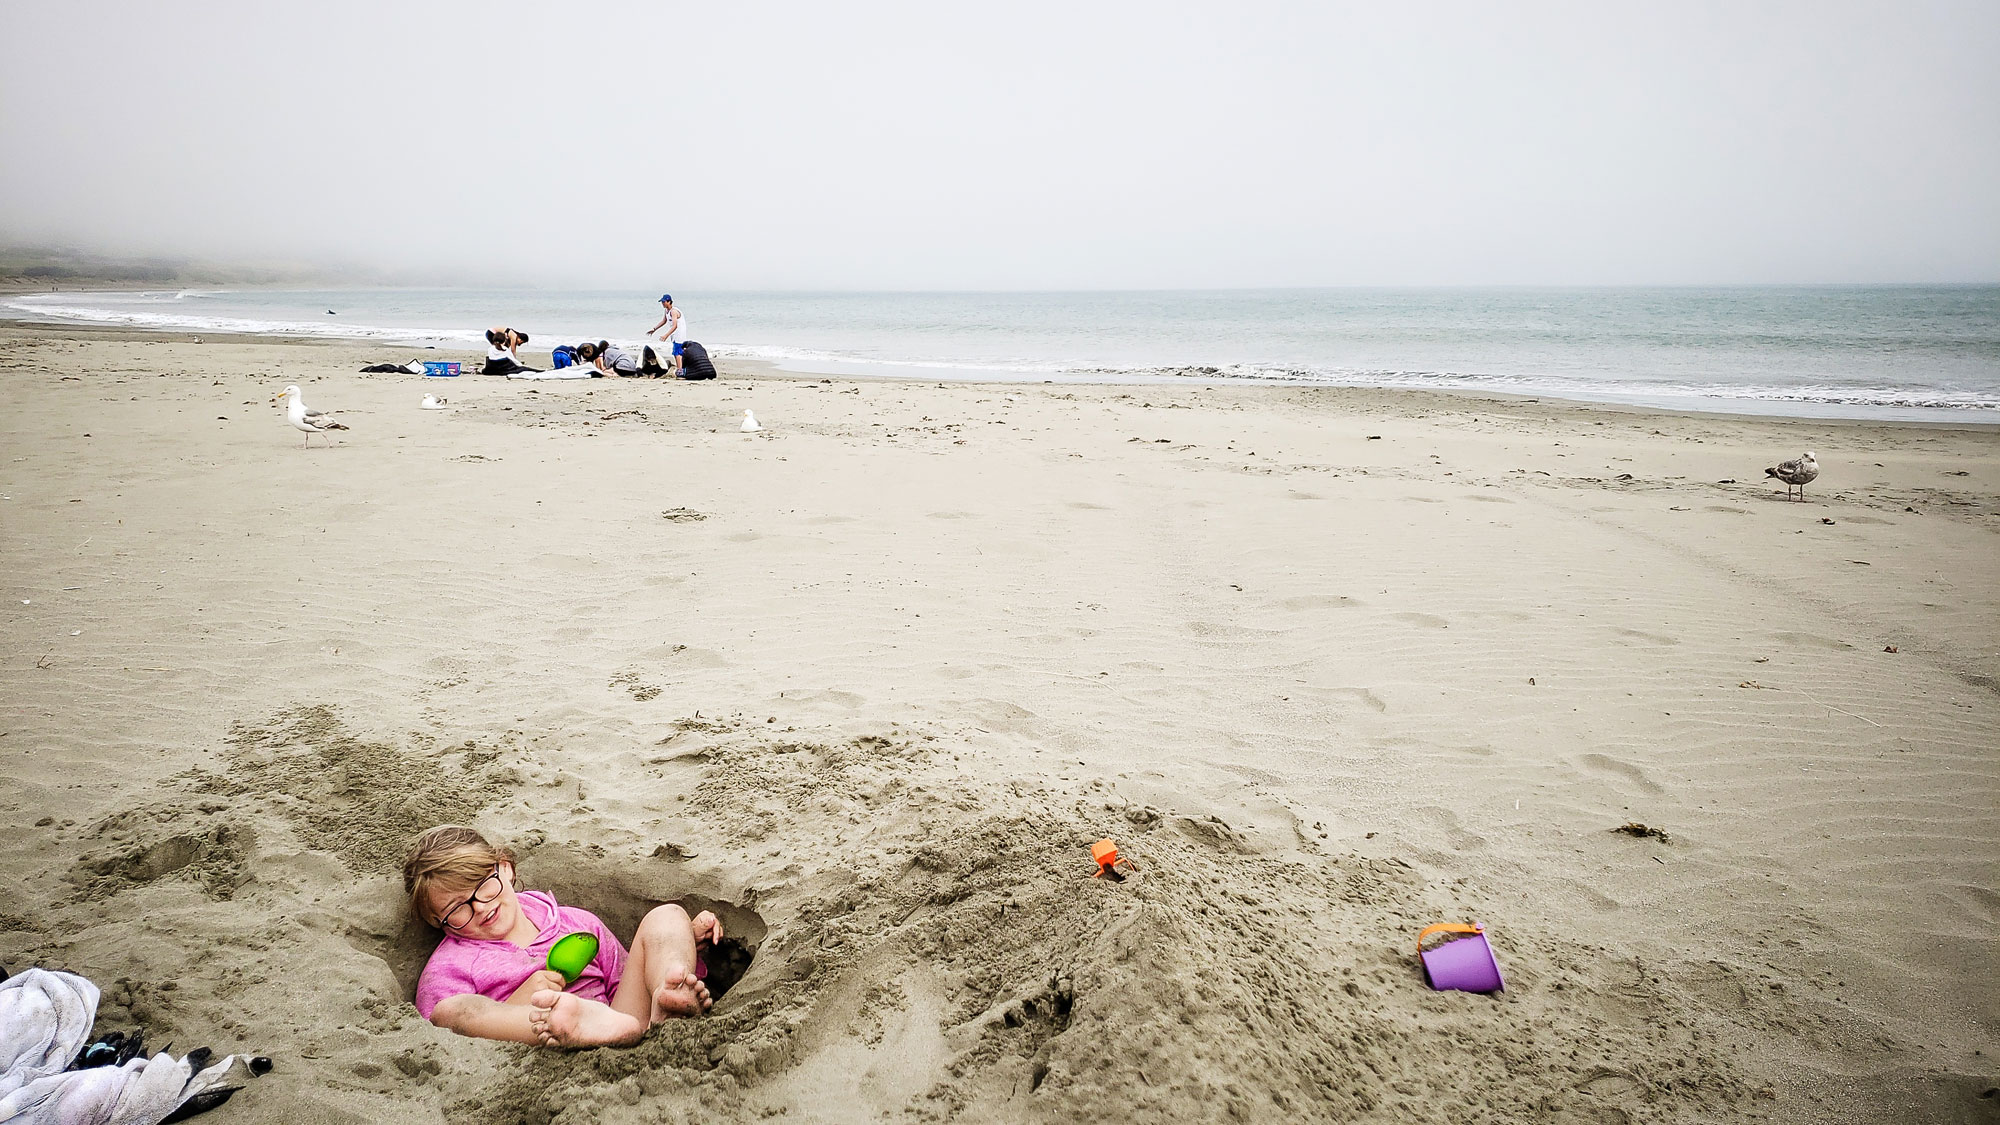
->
[523,848,767,1001]
[527,876,767,1002]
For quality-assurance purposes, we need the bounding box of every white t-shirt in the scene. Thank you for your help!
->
[667,308,688,342]
[486,341,515,361]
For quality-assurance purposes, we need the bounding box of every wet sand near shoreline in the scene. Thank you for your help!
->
[1,323,1995,1123]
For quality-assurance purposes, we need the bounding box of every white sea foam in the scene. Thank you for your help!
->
[2,297,482,346]
[713,342,1076,375]
[1089,363,2000,412]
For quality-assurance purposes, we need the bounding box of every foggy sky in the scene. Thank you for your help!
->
[3,0,1996,290]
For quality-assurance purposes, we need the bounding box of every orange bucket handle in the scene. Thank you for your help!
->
[1415,922,1483,955]
[1089,839,1140,877]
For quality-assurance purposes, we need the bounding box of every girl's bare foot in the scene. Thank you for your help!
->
[527,990,646,1048]
[652,968,713,1020]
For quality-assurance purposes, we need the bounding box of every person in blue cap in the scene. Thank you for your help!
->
[645,294,687,378]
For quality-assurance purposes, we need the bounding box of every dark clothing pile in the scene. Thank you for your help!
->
[679,340,717,380]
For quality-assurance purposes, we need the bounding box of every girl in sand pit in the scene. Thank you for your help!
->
[402,826,722,1047]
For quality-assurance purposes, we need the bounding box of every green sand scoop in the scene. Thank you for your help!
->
[546,932,600,986]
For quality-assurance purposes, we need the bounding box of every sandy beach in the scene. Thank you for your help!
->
[1,321,1995,1123]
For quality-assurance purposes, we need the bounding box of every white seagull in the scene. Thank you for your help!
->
[740,409,762,433]
[421,394,448,410]
[278,384,348,448]
[1764,451,1819,501]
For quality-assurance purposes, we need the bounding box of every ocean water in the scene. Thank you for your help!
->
[6,285,1997,422]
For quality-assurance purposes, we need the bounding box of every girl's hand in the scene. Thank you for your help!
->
[506,969,569,1004]
[691,911,724,946]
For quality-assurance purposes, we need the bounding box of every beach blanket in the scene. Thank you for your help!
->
[0,969,252,1125]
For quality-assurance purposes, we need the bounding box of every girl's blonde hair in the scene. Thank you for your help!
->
[402,825,515,928]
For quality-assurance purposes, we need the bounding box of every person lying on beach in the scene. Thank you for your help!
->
[402,826,722,1047]
[481,328,541,376]
[577,340,640,377]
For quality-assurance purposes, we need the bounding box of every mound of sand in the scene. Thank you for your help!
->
[9,705,1810,1123]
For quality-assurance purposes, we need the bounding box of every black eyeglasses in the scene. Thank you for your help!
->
[439,868,504,931]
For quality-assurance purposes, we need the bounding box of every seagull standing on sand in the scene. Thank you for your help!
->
[741,410,762,433]
[1764,450,1819,501]
[278,384,348,448]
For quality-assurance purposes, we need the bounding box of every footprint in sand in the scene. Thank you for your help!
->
[1945,883,2000,926]
[1391,611,1450,629]
[1768,631,1854,652]
[1608,627,1679,646]
[961,699,1040,734]
[1542,1101,1632,1125]
[607,671,661,701]
[1676,959,1769,1014]
[785,688,866,708]
[421,651,466,671]
[1465,608,1536,623]
[1575,1067,1646,1101]
[1327,686,1388,713]
[1409,805,1487,852]
[1280,594,1363,611]
[1186,620,1258,639]
[1578,752,1666,795]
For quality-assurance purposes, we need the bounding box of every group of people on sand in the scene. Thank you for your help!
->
[479,294,704,381]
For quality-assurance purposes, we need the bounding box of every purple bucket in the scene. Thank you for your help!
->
[1417,923,1505,993]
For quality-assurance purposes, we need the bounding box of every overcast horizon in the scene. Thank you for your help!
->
[4,1,1996,291]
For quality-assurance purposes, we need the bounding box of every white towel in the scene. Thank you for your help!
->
[0,969,99,1100]
[0,969,257,1125]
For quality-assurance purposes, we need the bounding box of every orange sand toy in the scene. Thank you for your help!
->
[1091,839,1138,880]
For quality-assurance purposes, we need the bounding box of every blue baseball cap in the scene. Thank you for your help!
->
[659,293,673,303]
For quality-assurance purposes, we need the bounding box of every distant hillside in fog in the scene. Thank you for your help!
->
[0,245,460,290]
